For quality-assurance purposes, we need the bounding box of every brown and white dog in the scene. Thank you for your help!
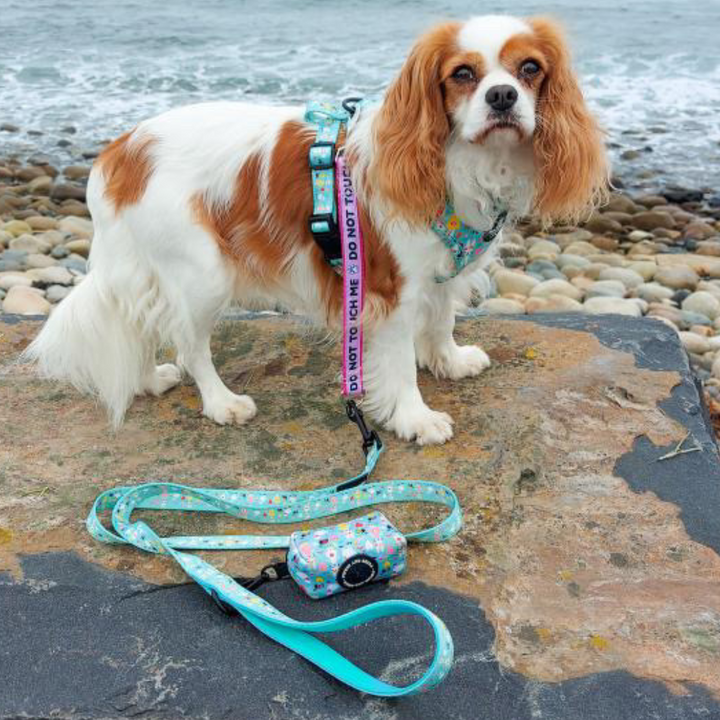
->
[26,15,608,445]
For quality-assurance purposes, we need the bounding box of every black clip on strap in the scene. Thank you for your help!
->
[211,562,290,616]
[345,399,382,457]
[334,400,383,493]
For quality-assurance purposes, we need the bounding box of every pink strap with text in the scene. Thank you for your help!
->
[337,154,365,398]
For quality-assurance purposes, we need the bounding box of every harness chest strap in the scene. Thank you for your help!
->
[431,204,508,283]
[306,101,353,267]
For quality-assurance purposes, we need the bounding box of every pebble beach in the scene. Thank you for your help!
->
[2,127,720,410]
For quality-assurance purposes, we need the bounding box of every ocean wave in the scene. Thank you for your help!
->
[1,0,719,188]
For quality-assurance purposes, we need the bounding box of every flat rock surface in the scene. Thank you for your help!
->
[1,313,720,720]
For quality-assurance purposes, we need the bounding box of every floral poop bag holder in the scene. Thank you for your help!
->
[87,403,463,697]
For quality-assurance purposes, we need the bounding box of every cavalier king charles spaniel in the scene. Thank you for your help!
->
[27,15,608,445]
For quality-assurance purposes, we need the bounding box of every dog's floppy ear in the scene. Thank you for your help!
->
[371,23,459,228]
[530,17,609,223]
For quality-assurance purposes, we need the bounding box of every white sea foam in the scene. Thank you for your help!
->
[1,0,719,188]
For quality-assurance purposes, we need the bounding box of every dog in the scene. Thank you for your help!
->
[25,14,608,445]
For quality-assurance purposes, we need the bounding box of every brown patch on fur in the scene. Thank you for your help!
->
[370,22,461,228]
[526,17,609,223]
[97,130,155,212]
[194,120,403,325]
[440,51,486,115]
[499,35,548,90]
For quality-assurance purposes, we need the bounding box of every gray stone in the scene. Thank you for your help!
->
[681,311,712,327]
[681,291,720,320]
[51,245,70,259]
[46,284,73,303]
[9,234,51,254]
[529,278,583,301]
[598,267,645,289]
[632,211,676,231]
[2,285,50,314]
[654,266,700,290]
[636,282,675,303]
[586,280,627,299]
[1,249,29,263]
[494,269,538,297]
[480,298,525,314]
[583,297,644,317]
[59,257,87,273]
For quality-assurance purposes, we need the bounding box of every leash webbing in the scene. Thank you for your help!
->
[87,430,462,696]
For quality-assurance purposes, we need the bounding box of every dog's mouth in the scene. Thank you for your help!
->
[473,117,524,144]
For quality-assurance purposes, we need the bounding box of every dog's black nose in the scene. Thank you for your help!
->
[485,84,518,112]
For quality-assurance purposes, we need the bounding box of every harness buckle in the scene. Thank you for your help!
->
[309,141,336,171]
[309,213,342,264]
[309,212,339,238]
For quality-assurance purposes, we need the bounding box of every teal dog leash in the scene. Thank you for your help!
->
[87,407,462,697]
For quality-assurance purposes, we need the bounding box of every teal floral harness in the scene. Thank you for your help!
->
[431,204,508,283]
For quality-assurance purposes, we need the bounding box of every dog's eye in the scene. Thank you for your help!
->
[451,65,476,82]
[519,59,541,77]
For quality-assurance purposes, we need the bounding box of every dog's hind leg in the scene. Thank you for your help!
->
[151,224,257,426]
[179,331,257,425]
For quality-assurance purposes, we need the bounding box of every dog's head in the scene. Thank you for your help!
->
[372,15,608,226]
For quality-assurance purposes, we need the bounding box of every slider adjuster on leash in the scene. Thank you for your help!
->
[211,561,290,616]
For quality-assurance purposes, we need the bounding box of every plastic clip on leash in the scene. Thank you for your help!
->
[211,561,290,616]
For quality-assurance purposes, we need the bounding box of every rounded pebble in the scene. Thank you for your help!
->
[2,285,51,315]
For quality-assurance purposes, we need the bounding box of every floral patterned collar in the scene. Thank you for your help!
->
[431,203,507,283]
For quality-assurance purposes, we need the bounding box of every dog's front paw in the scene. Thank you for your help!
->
[146,363,183,396]
[388,406,454,446]
[203,393,257,426]
[444,344,491,380]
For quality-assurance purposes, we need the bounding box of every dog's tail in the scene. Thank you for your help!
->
[22,270,155,427]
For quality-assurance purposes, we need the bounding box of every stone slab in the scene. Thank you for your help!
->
[1,313,720,719]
